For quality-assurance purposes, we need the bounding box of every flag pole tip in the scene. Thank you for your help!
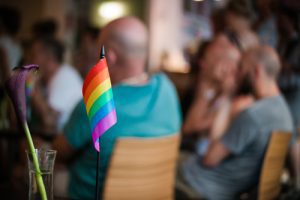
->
[100,46,105,59]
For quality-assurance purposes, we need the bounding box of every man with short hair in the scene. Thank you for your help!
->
[53,17,181,199]
[179,45,293,200]
[31,37,82,130]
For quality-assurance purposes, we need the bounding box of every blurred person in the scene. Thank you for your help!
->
[254,0,279,48]
[219,29,260,52]
[276,2,300,186]
[277,4,300,133]
[182,39,241,136]
[0,6,22,70]
[51,16,181,199]
[31,19,57,39]
[178,45,293,200]
[74,25,100,78]
[182,38,243,157]
[224,0,256,33]
[182,29,259,151]
[30,37,82,130]
[63,13,77,63]
[211,8,226,35]
[183,31,248,133]
[206,30,259,148]
[0,6,21,132]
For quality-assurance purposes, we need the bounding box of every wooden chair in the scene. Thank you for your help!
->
[103,134,180,200]
[257,131,291,200]
[240,131,292,200]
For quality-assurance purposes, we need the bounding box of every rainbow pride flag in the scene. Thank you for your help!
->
[82,48,117,152]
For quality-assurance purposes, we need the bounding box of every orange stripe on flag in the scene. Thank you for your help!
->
[83,67,109,103]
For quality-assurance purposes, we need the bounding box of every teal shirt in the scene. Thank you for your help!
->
[64,73,182,199]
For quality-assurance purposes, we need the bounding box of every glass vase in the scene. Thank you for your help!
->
[26,149,56,200]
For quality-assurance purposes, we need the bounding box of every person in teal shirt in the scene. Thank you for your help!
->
[64,73,181,199]
[53,17,181,199]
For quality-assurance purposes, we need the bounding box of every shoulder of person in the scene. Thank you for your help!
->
[152,73,176,88]
[243,96,285,125]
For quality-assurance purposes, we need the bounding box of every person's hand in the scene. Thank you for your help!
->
[197,80,217,101]
[231,95,254,119]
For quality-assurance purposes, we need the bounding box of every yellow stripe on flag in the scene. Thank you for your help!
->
[86,78,111,113]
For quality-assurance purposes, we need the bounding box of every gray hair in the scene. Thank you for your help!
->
[251,45,281,79]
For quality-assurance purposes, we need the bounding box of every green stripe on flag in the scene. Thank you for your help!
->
[88,88,113,119]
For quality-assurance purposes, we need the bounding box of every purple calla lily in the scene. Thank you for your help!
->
[5,64,47,200]
[5,64,38,123]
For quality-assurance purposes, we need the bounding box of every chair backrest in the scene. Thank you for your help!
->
[258,131,291,200]
[103,134,180,200]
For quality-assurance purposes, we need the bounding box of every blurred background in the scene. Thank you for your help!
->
[0,0,228,73]
[1,0,300,199]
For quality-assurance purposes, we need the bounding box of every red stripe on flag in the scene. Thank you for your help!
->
[82,58,107,95]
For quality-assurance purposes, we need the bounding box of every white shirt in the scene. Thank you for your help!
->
[0,36,22,68]
[48,64,83,130]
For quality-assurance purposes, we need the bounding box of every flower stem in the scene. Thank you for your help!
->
[23,122,47,200]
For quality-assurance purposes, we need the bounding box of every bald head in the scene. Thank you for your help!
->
[99,17,148,84]
[100,16,148,60]
[245,45,281,79]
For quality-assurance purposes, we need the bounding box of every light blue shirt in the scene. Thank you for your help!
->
[182,95,293,200]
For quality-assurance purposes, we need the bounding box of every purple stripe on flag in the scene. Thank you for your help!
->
[92,109,117,151]
[94,141,100,152]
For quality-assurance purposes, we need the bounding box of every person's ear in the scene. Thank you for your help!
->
[254,63,264,81]
[106,48,117,67]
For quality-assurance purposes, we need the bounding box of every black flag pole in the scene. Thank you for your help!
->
[95,46,105,200]
[95,151,100,200]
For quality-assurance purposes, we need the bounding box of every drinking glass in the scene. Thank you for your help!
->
[26,149,56,200]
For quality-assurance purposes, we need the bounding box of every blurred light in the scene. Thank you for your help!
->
[193,0,204,1]
[98,2,126,20]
